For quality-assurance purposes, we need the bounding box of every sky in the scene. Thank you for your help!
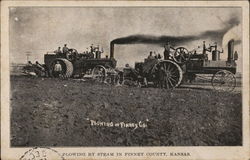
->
[9,7,242,72]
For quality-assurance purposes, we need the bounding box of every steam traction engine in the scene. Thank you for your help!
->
[44,47,117,82]
[118,39,237,91]
[183,40,237,91]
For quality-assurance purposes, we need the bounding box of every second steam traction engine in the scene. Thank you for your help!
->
[116,39,238,91]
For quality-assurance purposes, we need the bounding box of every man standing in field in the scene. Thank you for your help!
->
[158,65,166,88]
[54,61,62,77]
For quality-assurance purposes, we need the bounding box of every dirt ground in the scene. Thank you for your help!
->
[10,75,242,146]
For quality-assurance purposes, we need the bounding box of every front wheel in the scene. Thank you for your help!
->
[92,65,106,82]
[211,70,236,92]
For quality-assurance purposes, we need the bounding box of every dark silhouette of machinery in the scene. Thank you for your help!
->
[23,39,238,92]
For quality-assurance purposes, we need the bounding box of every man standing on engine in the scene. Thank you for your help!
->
[63,44,69,57]
[164,42,174,60]
[54,47,62,56]
[234,51,238,61]
[90,44,94,53]
[54,61,62,78]
[148,51,155,59]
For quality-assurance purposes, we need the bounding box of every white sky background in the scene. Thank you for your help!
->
[9,7,242,72]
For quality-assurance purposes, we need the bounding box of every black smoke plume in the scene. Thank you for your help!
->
[111,34,197,46]
[111,16,240,46]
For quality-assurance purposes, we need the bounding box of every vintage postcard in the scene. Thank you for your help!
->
[1,1,249,160]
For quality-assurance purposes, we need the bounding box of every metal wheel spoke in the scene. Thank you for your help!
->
[176,49,180,55]
[171,68,179,74]
[171,71,179,78]
[179,57,182,63]
[168,78,174,87]
[180,54,185,59]
[163,63,167,71]
[168,64,175,72]
[169,76,178,84]
[171,73,178,77]
[166,63,170,72]
[166,78,169,89]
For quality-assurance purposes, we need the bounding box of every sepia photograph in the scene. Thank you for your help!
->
[1,1,249,160]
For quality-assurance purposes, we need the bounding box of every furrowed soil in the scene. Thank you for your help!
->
[10,75,242,146]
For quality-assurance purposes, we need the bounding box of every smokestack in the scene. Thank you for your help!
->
[110,42,114,58]
[227,39,234,62]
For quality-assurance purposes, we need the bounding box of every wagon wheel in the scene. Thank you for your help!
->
[156,60,183,89]
[173,47,190,64]
[211,70,236,92]
[92,65,106,82]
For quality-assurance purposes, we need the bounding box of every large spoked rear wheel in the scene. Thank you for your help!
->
[92,65,106,83]
[211,70,236,92]
[155,60,183,89]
